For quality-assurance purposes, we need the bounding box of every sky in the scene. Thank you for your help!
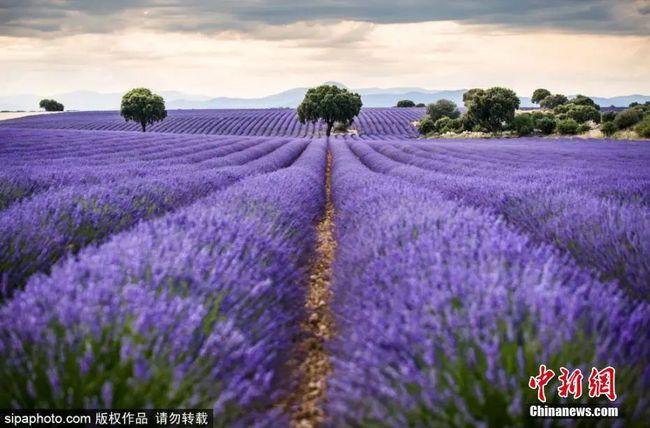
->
[1,0,649,98]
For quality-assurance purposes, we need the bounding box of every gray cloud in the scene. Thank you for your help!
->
[1,1,648,37]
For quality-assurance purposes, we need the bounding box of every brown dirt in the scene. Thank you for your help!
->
[289,150,336,428]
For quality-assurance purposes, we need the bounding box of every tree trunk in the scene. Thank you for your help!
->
[326,122,333,137]
[140,122,146,132]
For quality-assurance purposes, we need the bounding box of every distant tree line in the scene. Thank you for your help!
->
[415,87,650,138]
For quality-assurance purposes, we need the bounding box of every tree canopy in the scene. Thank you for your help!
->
[396,100,416,108]
[120,88,167,132]
[426,99,460,122]
[531,89,551,104]
[39,99,64,111]
[297,85,362,137]
[463,87,520,132]
[540,94,568,109]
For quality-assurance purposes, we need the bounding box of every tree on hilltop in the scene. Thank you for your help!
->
[120,88,167,132]
[297,85,362,137]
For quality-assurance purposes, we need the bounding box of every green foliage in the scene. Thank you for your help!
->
[120,88,167,132]
[613,108,642,130]
[530,111,556,134]
[415,103,426,108]
[535,116,556,135]
[556,118,579,135]
[426,99,460,122]
[39,99,64,112]
[555,104,600,124]
[531,88,551,104]
[297,85,362,137]
[539,94,568,109]
[601,111,617,123]
[577,123,591,134]
[571,94,600,110]
[635,116,650,138]
[512,113,534,136]
[463,87,520,132]
[601,121,618,137]
[417,117,436,135]
[396,100,416,108]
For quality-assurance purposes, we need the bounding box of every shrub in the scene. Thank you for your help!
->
[567,105,600,124]
[635,116,650,138]
[535,117,556,135]
[577,123,591,134]
[417,117,436,135]
[531,89,551,104]
[512,113,534,136]
[613,109,642,130]
[39,99,64,112]
[434,117,452,133]
[396,100,416,108]
[426,99,460,122]
[447,118,463,132]
[120,88,167,132]
[540,94,568,109]
[463,87,520,132]
[601,111,617,123]
[571,95,600,110]
[556,119,579,135]
[601,121,618,137]
[416,103,426,108]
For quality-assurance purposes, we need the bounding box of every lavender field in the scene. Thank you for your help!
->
[0,108,424,139]
[0,110,648,426]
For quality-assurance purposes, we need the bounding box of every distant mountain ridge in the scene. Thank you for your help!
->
[1,86,648,111]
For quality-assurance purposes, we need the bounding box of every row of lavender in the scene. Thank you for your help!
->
[0,129,328,424]
[326,139,649,425]
[352,138,650,298]
[0,129,313,297]
[0,108,423,138]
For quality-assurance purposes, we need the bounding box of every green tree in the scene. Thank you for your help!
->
[531,89,551,105]
[463,87,520,132]
[396,100,416,108]
[297,85,362,137]
[39,99,64,111]
[601,111,617,123]
[571,95,600,110]
[535,116,556,135]
[415,103,426,108]
[417,117,436,135]
[601,121,617,137]
[635,116,650,138]
[613,109,642,130]
[540,94,568,109]
[426,99,460,122]
[556,118,579,135]
[512,113,534,136]
[554,104,600,124]
[120,88,167,132]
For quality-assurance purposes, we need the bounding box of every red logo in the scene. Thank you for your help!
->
[588,366,617,401]
[529,365,616,402]
[528,364,555,403]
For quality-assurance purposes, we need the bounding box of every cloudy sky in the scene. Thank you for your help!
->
[1,0,649,97]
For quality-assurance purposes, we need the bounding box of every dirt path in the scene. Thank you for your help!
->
[290,150,336,427]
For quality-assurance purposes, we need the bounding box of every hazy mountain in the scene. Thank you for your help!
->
[1,86,648,111]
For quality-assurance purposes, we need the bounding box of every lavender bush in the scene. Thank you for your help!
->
[0,140,327,426]
[326,141,649,426]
